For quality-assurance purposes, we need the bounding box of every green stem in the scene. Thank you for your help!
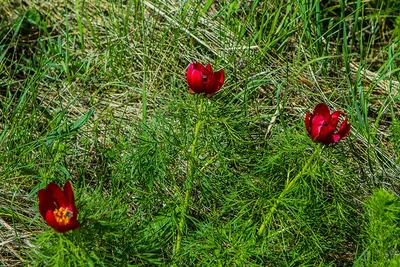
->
[175,98,203,254]
[257,143,321,236]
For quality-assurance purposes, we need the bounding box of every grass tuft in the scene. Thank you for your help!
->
[1,0,400,265]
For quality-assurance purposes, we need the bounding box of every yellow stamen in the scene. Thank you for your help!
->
[53,207,73,226]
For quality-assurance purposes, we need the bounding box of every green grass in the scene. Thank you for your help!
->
[1,0,400,266]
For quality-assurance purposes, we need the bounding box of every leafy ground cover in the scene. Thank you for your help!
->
[1,0,400,266]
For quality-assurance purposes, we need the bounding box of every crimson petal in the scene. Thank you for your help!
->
[64,181,78,216]
[329,111,343,127]
[304,111,311,135]
[214,70,225,90]
[337,117,351,139]
[318,124,336,144]
[38,189,56,220]
[193,63,205,72]
[186,63,195,83]
[206,63,213,72]
[46,183,68,207]
[185,62,225,96]
[44,209,61,232]
[310,114,325,141]
[313,103,330,122]
[188,69,205,93]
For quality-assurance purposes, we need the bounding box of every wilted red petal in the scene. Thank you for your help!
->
[343,125,351,139]
[313,103,330,122]
[187,87,196,94]
[205,93,215,98]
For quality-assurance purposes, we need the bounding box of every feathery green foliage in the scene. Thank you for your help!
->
[358,189,400,266]
[1,0,399,266]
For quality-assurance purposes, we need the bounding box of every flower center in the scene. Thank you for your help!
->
[53,207,73,226]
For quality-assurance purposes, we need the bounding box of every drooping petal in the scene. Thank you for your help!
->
[313,103,331,122]
[310,114,325,140]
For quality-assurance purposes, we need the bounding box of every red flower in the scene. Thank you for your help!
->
[38,181,80,233]
[305,103,351,144]
[186,63,224,97]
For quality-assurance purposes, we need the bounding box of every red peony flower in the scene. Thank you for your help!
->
[304,103,351,144]
[186,63,225,97]
[38,181,80,233]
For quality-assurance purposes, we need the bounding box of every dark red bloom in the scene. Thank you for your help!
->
[305,103,351,144]
[186,63,224,97]
[38,181,79,233]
